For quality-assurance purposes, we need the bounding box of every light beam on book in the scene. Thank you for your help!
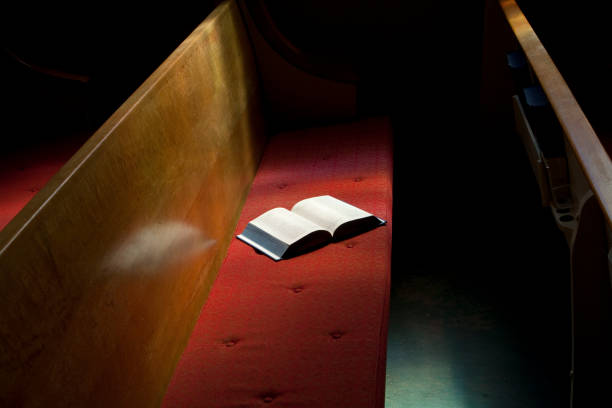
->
[236,195,386,261]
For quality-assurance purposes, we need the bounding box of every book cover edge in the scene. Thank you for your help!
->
[236,233,283,261]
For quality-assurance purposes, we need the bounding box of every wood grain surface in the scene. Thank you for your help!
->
[0,1,266,406]
[499,0,612,228]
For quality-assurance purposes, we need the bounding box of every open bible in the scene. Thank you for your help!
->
[236,195,386,261]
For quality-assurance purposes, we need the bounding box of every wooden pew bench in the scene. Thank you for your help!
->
[163,117,392,407]
[0,1,393,406]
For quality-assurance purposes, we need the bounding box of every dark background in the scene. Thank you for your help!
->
[2,1,609,145]
[1,0,485,146]
[1,2,219,151]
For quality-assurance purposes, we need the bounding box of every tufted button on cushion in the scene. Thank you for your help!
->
[292,287,303,293]
[330,331,344,339]
[353,176,363,182]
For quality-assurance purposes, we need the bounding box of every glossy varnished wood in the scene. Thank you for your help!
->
[499,0,612,227]
[0,1,265,406]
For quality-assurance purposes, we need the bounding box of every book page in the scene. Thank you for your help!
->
[290,195,373,234]
[250,208,325,245]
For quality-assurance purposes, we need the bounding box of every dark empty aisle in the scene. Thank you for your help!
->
[385,110,570,407]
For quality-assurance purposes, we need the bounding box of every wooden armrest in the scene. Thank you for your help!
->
[499,0,612,228]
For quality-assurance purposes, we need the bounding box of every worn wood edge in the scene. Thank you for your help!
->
[499,0,612,228]
[0,1,233,252]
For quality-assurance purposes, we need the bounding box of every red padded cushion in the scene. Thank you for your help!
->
[0,137,84,231]
[163,117,393,407]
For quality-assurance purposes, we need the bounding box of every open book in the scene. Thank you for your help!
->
[237,195,386,261]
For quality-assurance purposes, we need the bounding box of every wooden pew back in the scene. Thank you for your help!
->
[0,1,265,406]
[484,1,612,405]
[497,0,612,227]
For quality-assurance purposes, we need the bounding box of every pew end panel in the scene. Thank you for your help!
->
[483,1,612,405]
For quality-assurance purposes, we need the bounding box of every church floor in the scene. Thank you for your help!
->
[384,114,571,407]
[384,262,568,408]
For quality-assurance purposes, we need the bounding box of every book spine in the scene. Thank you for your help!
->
[236,234,283,261]
[236,223,289,261]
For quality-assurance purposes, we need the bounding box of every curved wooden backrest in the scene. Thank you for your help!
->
[499,0,612,228]
[0,1,265,406]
